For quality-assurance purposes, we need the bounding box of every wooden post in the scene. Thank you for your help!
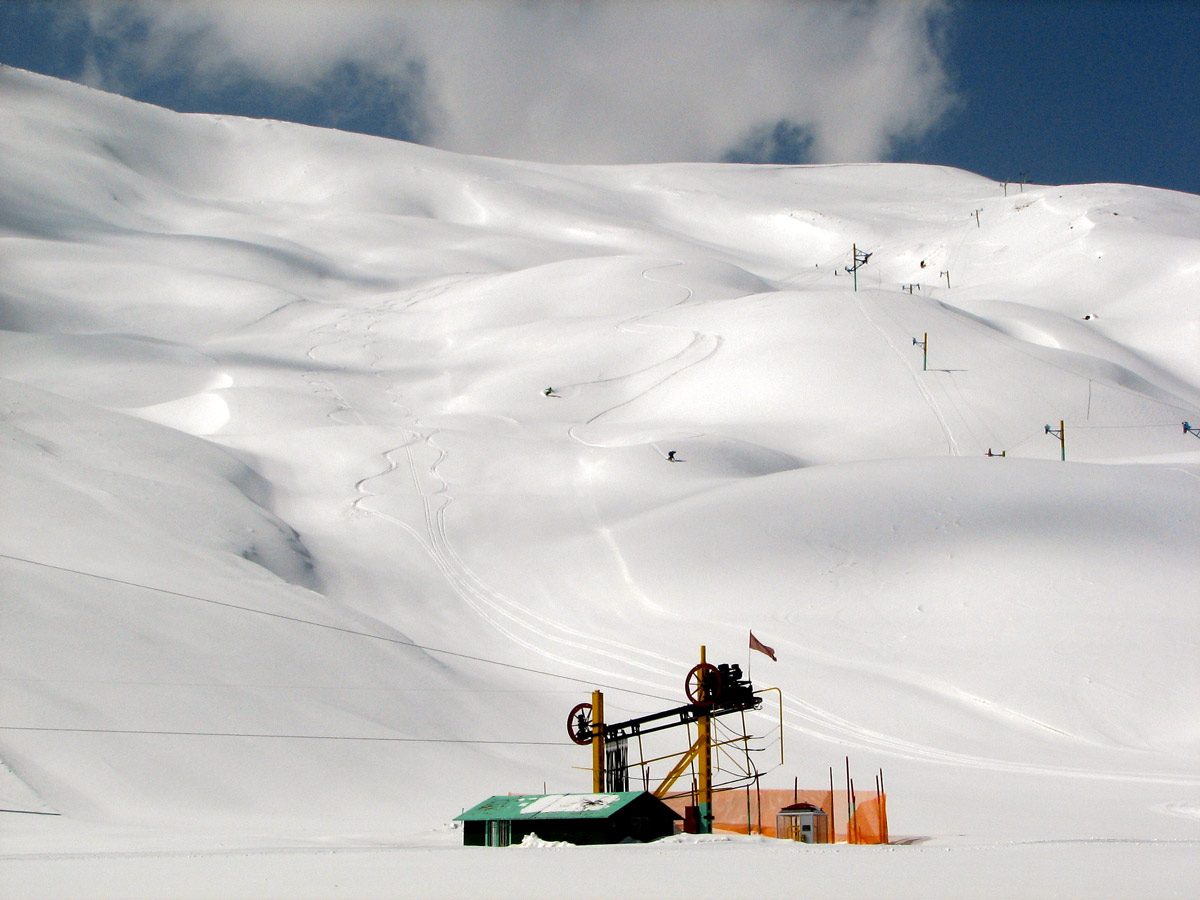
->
[879,768,889,844]
[1047,420,1066,460]
[756,775,762,837]
[845,757,853,844]
[913,333,928,370]
[828,766,836,844]
[876,774,883,843]
[852,243,858,292]
[850,778,858,844]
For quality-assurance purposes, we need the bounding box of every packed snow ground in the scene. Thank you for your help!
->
[1,67,1198,898]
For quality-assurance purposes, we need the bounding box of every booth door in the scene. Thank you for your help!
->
[487,820,512,847]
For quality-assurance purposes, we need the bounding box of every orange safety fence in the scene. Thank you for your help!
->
[665,788,888,843]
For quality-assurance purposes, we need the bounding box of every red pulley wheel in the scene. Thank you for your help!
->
[567,702,594,745]
[685,662,721,705]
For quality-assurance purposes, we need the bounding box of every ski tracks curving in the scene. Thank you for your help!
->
[568,260,722,448]
[303,290,679,686]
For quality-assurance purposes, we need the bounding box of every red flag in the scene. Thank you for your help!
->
[749,631,777,661]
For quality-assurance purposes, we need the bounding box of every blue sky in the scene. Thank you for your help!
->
[2,1,1197,195]
[910,0,1200,195]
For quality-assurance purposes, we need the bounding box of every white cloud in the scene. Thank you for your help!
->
[78,0,957,164]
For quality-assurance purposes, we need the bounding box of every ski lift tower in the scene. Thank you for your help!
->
[567,646,769,834]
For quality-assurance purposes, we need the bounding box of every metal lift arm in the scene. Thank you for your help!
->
[603,697,762,743]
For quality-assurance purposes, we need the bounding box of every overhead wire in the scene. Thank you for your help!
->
[0,676,584,694]
[0,725,564,745]
[0,551,677,704]
[1069,423,1186,429]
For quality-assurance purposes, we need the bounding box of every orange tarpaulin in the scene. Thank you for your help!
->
[665,788,888,843]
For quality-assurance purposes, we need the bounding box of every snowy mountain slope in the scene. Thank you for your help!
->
[1,66,1199,897]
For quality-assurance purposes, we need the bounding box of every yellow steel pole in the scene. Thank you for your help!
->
[697,646,713,834]
[651,737,704,798]
[591,689,604,793]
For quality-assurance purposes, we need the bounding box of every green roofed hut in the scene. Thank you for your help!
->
[455,792,681,846]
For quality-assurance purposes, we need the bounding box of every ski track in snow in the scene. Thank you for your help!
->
[853,290,962,456]
[567,261,718,449]
[298,292,686,689]
[1154,801,1200,821]
[772,693,1200,786]
[866,291,1004,455]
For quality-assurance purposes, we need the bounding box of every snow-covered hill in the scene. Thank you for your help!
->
[2,66,1198,898]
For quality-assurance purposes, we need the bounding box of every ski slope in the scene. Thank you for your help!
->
[1,66,1198,899]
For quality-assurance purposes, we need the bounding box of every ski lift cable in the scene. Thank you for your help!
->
[1070,423,1188,430]
[0,552,677,703]
[1003,421,1191,453]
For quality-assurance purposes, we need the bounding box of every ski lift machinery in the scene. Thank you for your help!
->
[566,646,783,835]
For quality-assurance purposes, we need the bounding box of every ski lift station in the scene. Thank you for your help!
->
[456,645,890,846]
